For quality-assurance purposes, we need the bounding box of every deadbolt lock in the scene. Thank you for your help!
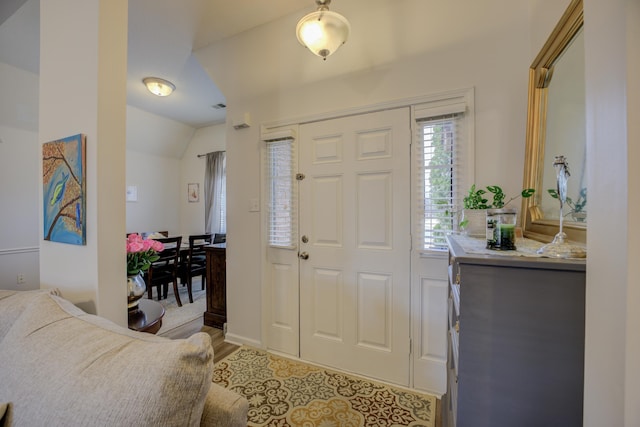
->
[301,235,309,243]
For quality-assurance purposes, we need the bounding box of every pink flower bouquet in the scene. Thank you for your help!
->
[126,233,164,275]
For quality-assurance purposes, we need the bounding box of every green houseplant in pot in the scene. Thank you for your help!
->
[460,185,535,236]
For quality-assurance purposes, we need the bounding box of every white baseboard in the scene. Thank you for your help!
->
[224,332,262,349]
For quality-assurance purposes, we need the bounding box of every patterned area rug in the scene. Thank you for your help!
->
[213,347,436,427]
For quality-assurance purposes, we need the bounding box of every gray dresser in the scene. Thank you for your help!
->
[444,235,586,427]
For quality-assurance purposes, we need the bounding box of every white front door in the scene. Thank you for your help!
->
[298,108,411,386]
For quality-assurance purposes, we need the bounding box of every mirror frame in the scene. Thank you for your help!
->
[522,0,585,244]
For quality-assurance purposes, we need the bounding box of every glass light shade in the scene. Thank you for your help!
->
[143,77,175,97]
[296,10,350,59]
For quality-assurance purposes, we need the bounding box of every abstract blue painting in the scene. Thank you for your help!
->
[42,134,86,245]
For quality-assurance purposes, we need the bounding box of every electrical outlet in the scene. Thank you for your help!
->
[17,274,25,284]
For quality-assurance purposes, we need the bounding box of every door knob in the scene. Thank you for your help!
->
[299,252,309,260]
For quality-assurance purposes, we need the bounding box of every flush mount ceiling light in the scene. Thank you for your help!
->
[296,0,350,60]
[142,77,175,97]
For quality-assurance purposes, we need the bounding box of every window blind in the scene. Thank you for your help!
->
[415,112,465,251]
[265,138,297,248]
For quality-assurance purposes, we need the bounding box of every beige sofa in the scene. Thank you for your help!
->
[0,289,248,427]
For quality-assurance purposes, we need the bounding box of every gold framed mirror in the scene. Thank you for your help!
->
[522,0,585,243]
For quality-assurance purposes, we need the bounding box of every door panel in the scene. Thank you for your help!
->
[311,267,343,340]
[266,249,299,355]
[357,172,392,249]
[312,175,343,247]
[299,108,411,386]
[412,256,448,394]
[271,264,295,328]
[357,272,391,350]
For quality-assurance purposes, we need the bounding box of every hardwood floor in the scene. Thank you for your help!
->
[160,317,238,363]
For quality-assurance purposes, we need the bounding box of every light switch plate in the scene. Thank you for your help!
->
[249,198,260,212]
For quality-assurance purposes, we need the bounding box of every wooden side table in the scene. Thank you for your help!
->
[128,299,165,334]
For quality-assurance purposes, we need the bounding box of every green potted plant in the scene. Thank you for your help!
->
[460,185,535,235]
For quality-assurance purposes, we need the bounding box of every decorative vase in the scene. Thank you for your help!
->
[127,272,146,311]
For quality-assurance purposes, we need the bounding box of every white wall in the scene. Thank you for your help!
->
[0,62,38,131]
[0,60,40,290]
[179,123,226,237]
[0,59,211,293]
[625,2,640,422]
[0,125,40,290]
[528,0,573,58]
[201,0,531,345]
[125,149,181,236]
[39,0,128,324]
[583,0,639,425]
[126,105,195,159]
[124,122,227,239]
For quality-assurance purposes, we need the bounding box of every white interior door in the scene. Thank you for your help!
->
[298,108,411,386]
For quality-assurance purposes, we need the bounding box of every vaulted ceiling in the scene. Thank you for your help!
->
[1,0,537,133]
[0,0,310,128]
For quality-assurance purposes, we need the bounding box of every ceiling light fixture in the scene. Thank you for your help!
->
[296,0,350,60]
[142,77,175,97]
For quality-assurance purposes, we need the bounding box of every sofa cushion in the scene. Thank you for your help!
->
[0,292,213,427]
[0,289,59,342]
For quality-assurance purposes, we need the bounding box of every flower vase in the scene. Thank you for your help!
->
[127,272,146,311]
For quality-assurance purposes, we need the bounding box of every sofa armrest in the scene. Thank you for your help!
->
[200,383,248,427]
[0,402,12,427]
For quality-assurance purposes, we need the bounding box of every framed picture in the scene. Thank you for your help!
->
[42,134,87,245]
[188,183,199,203]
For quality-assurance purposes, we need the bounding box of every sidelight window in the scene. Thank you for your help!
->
[265,138,297,248]
[414,97,471,251]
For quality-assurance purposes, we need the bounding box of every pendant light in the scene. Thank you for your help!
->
[296,0,350,60]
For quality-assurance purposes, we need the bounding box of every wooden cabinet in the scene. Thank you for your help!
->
[204,244,226,329]
[444,235,585,427]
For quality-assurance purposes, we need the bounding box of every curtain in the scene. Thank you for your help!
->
[204,151,226,234]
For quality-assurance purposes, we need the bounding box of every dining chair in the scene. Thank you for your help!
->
[178,233,212,303]
[145,236,184,306]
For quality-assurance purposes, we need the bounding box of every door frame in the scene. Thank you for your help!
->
[259,88,475,393]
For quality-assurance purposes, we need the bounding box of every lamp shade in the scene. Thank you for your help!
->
[296,9,350,59]
[143,77,175,97]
